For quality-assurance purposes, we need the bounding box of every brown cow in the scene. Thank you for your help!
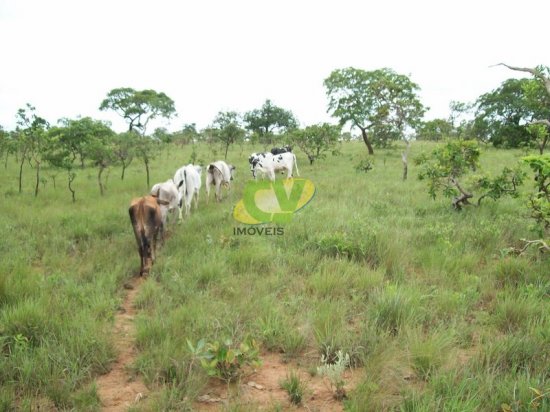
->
[129,195,162,276]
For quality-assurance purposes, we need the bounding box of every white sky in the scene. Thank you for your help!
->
[0,0,548,133]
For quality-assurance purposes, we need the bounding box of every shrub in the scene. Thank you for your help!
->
[317,349,350,400]
[198,338,261,383]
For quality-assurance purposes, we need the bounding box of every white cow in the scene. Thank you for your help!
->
[206,160,235,202]
[173,164,202,220]
[150,179,179,238]
[249,151,299,181]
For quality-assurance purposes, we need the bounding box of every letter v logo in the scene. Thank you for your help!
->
[233,178,315,224]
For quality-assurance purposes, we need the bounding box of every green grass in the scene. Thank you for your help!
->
[280,370,306,405]
[0,140,548,410]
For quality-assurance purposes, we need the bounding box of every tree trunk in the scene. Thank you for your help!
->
[224,143,229,160]
[359,127,374,155]
[98,166,105,196]
[402,140,411,181]
[121,163,126,180]
[68,172,76,203]
[18,156,25,193]
[540,133,548,155]
[497,65,550,152]
[34,160,40,197]
[450,177,473,210]
[145,158,150,188]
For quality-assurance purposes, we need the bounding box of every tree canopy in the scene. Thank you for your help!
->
[244,99,298,146]
[324,67,426,154]
[99,87,176,134]
[473,78,550,148]
[416,118,454,141]
[213,111,246,160]
[291,123,340,165]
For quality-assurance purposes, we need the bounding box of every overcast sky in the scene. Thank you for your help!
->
[1,0,548,134]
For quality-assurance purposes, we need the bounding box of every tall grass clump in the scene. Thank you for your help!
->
[369,285,421,334]
[490,294,547,334]
[406,329,455,381]
[280,370,307,405]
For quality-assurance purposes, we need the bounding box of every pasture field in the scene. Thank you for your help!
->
[0,141,549,411]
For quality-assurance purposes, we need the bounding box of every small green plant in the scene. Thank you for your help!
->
[280,370,306,405]
[317,348,350,400]
[355,158,373,173]
[198,338,261,383]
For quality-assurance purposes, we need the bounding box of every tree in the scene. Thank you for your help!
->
[83,121,117,195]
[212,111,245,160]
[113,131,137,180]
[151,127,173,144]
[14,104,49,195]
[496,64,550,153]
[0,125,10,168]
[46,125,79,202]
[134,134,161,188]
[99,88,176,134]
[527,123,549,155]
[416,118,454,141]
[291,123,340,165]
[55,117,108,168]
[244,99,298,147]
[415,140,524,209]
[324,67,426,154]
[173,123,199,146]
[473,78,549,148]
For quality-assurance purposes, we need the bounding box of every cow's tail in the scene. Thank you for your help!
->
[134,202,150,253]
[294,154,300,177]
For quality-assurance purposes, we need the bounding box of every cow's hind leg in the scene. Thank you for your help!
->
[177,197,184,223]
[216,182,222,202]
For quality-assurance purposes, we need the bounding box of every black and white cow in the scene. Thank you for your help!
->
[249,151,299,181]
[270,145,292,155]
[248,152,273,178]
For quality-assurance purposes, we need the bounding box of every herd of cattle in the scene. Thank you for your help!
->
[128,146,298,275]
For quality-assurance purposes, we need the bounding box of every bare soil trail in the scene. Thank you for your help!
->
[194,352,361,411]
[96,275,148,411]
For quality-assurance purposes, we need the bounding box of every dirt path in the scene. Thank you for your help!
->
[96,275,148,411]
[194,352,361,411]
